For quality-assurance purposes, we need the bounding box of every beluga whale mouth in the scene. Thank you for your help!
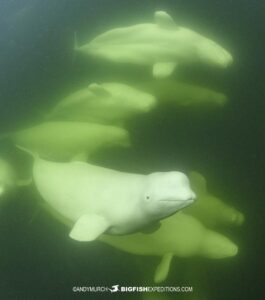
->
[159,198,195,203]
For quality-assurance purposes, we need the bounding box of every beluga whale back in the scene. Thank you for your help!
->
[76,11,233,78]
[18,146,196,242]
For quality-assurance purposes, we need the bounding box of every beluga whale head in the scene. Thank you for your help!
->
[196,37,233,68]
[142,171,196,219]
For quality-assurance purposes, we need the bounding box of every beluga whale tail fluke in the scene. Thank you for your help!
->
[76,11,233,78]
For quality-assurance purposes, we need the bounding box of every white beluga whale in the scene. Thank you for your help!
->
[18,147,195,241]
[48,82,156,124]
[139,79,228,107]
[77,11,233,78]
[186,171,245,227]
[4,122,130,161]
[100,212,238,283]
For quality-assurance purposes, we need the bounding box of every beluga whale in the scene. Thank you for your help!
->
[48,82,156,125]
[138,79,228,107]
[4,122,130,161]
[100,212,238,283]
[18,146,196,242]
[186,171,245,227]
[76,11,233,78]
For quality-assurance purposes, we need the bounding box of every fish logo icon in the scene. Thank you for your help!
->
[109,285,119,293]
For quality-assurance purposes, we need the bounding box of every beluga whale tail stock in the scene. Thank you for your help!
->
[76,11,233,78]
[16,145,196,242]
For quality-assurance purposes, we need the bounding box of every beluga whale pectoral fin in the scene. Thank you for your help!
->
[69,214,110,242]
[153,62,177,78]
[154,11,177,29]
[154,252,174,283]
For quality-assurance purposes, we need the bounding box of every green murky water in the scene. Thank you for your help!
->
[0,1,264,299]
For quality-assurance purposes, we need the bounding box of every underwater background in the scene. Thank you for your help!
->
[0,0,264,299]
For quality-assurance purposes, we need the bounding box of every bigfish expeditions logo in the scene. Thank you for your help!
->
[72,284,193,293]
[108,285,120,293]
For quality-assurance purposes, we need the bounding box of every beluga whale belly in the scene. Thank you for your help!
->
[19,147,196,242]
[77,11,233,78]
